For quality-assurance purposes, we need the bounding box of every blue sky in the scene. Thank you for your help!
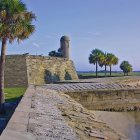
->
[7,0,140,71]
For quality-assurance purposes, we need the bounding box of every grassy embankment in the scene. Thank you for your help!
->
[78,71,140,79]
[4,88,26,103]
[0,88,26,133]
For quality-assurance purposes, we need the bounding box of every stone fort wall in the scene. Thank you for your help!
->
[65,89,140,111]
[5,55,78,87]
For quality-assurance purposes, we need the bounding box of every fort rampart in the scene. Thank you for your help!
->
[65,89,140,111]
[5,55,78,87]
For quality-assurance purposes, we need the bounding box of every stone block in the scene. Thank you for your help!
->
[6,122,27,132]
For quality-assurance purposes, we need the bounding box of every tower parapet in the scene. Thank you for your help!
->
[60,35,70,59]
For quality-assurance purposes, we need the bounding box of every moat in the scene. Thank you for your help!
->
[126,112,140,140]
[93,111,140,140]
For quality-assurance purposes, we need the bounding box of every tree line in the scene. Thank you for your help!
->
[89,49,133,77]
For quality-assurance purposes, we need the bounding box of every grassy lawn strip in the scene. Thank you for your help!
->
[78,72,140,79]
[4,88,26,103]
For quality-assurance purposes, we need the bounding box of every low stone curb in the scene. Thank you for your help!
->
[0,85,35,140]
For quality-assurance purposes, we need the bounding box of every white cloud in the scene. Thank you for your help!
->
[32,43,40,48]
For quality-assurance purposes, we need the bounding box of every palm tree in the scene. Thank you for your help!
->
[112,56,119,70]
[89,49,104,78]
[98,52,108,77]
[120,61,132,76]
[0,0,35,114]
[103,53,107,77]
[106,53,118,76]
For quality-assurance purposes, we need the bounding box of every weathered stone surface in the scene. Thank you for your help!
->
[28,88,79,140]
[1,86,129,140]
[60,35,70,59]
[29,87,128,140]
[2,77,140,139]
[43,81,140,111]
[5,55,78,87]
[5,55,28,87]
[0,130,35,140]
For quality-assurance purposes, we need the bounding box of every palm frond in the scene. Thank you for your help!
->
[0,0,36,43]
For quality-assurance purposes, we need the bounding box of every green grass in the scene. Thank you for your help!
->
[78,71,140,79]
[0,88,26,132]
[4,88,26,103]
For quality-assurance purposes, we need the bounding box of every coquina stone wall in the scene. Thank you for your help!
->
[65,89,140,111]
[5,55,28,87]
[26,55,78,85]
[5,55,78,87]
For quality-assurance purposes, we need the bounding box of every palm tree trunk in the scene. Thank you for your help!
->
[96,61,98,78]
[105,65,107,77]
[0,38,7,114]
[110,65,112,76]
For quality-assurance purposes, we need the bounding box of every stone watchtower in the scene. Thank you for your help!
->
[60,36,70,59]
